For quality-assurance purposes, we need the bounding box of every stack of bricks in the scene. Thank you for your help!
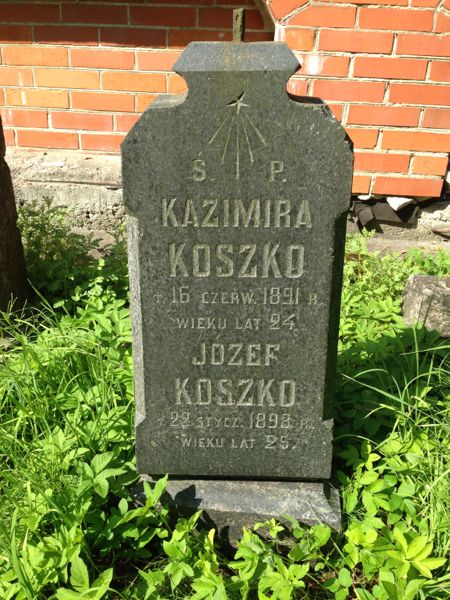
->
[0,0,449,198]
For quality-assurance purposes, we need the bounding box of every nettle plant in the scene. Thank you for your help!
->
[0,212,449,599]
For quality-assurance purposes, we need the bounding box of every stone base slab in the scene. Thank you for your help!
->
[133,477,341,541]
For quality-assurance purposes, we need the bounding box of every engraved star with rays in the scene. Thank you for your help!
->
[208,93,267,180]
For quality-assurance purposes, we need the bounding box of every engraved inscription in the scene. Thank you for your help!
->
[269,160,286,182]
[168,242,304,279]
[208,93,267,181]
[174,378,296,407]
[191,342,280,366]
[161,198,312,229]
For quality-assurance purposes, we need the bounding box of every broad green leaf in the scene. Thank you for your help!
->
[405,536,428,560]
[70,557,89,592]
[378,570,398,600]
[392,528,407,553]
[360,471,379,485]
[345,487,359,513]
[362,490,377,516]
[56,591,82,600]
[356,589,375,600]
[396,481,415,498]
[312,524,331,547]
[91,452,114,474]
[403,579,422,600]
[91,567,113,593]
[338,568,353,588]
[410,542,433,562]
[93,478,109,498]
[416,557,447,572]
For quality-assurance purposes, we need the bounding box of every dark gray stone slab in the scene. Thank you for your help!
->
[0,117,29,313]
[122,42,352,482]
[403,275,450,337]
[134,477,341,539]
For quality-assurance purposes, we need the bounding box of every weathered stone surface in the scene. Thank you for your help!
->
[122,42,352,484]
[0,118,29,312]
[403,275,450,337]
[134,477,341,539]
[8,149,124,233]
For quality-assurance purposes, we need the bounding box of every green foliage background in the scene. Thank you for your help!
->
[0,202,449,599]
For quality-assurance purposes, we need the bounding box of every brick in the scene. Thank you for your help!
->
[289,6,356,28]
[328,104,344,121]
[199,8,265,29]
[101,28,166,48]
[71,48,134,70]
[270,0,308,19]
[51,112,113,131]
[325,0,407,5]
[354,152,410,172]
[429,61,450,83]
[35,69,100,90]
[5,88,69,108]
[359,8,434,31]
[245,32,274,42]
[382,130,450,152]
[0,25,32,43]
[347,105,420,127]
[168,74,187,94]
[319,30,394,53]
[352,175,371,194]
[353,57,427,80]
[313,80,385,102]
[283,28,315,51]
[168,29,232,47]
[137,51,182,71]
[397,34,450,57]
[0,4,60,23]
[35,26,99,46]
[299,55,349,77]
[346,128,379,148]
[389,84,450,106]
[373,176,443,196]
[3,128,15,146]
[422,109,450,129]
[102,71,165,93]
[411,0,439,6]
[115,114,139,132]
[287,78,309,96]
[80,133,124,152]
[17,130,78,149]
[0,108,48,128]
[0,67,33,86]
[412,155,448,175]
[72,91,134,112]
[62,4,127,24]
[136,94,157,112]
[435,13,450,33]
[131,6,195,27]
[3,46,68,67]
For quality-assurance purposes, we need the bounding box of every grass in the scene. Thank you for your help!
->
[0,202,449,599]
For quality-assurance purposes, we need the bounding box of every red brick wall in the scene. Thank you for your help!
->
[273,0,450,198]
[0,0,449,198]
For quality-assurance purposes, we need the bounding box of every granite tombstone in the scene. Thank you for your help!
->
[122,42,353,529]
